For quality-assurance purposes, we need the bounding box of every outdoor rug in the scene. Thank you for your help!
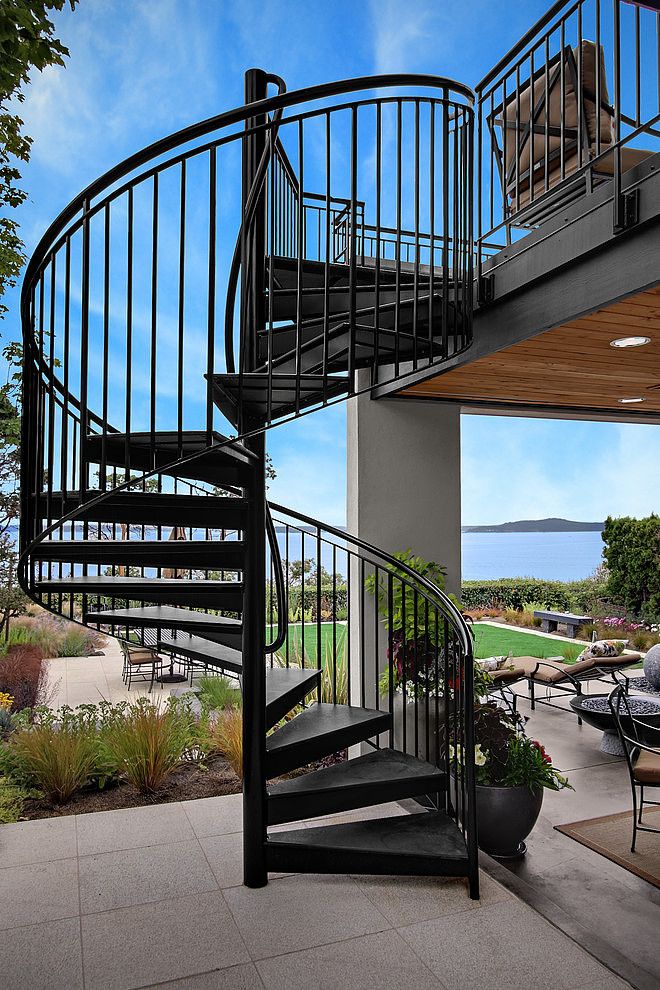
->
[555,808,660,889]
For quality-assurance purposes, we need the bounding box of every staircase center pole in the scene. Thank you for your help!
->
[242,67,269,888]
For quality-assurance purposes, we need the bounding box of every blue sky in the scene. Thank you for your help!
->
[3,0,659,528]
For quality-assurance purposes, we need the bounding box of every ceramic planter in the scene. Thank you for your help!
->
[475,782,543,858]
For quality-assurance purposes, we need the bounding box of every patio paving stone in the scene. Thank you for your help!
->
[398,897,622,990]
[0,813,77,867]
[81,890,250,990]
[79,838,218,913]
[0,917,83,990]
[145,963,265,989]
[223,873,389,959]
[183,791,243,837]
[76,801,195,856]
[0,857,79,930]
[256,929,444,990]
[353,868,511,927]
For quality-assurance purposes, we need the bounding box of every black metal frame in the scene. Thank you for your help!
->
[608,684,660,851]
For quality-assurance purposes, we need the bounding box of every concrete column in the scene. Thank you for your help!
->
[346,391,461,595]
[346,385,461,726]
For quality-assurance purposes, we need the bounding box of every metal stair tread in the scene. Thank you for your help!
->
[34,492,248,527]
[266,810,469,874]
[157,632,243,674]
[31,540,244,566]
[85,605,241,632]
[265,703,391,778]
[85,431,255,486]
[265,667,321,729]
[209,372,350,424]
[267,747,446,825]
[36,576,243,609]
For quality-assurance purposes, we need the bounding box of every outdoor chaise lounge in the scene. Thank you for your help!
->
[609,684,660,851]
[489,651,642,722]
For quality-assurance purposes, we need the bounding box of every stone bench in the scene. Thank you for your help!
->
[533,609,591,639]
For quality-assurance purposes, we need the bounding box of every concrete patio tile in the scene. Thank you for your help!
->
[542,762,632,824]
[223,873,390,960]
[200,830,244,888]
[353,868,510,927]
[398,898,618,990]
[79,838,218,913]
[570,978,631,990]
[0,814,77,867]
[76,801,195,856]
[141,962,265,988]
[256,929,443,990]
[81,890,250,990]
[183,792,243,837]
[0,857,79,930]
[0,917,83,990]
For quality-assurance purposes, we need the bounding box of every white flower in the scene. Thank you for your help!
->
[474,744,487,767]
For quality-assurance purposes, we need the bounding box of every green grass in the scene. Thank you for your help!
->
[267,622,347,666]
[472,623,584,663]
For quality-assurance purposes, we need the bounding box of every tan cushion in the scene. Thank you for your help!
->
[490,666,525,684]
[591,652,641,668]
[126,649,157,665]
[511,655,595,683]
[634,750,660,785]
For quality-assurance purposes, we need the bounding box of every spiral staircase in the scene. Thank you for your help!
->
[19,71,478,895]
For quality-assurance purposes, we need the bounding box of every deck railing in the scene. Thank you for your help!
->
[476,0,660,270]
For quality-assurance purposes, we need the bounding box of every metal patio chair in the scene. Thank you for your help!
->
[120,640,164,692]
[608,684,660,852]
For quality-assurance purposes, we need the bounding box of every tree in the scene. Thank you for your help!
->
[602,515,660,619]
[1,0,78,319]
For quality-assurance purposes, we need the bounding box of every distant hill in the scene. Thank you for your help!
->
[462,517,604,534]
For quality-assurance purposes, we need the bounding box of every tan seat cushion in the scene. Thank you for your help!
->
[490,666,525,684]
[634,750,660,785]
[591,651,642,668]
[511,655,595,683]
[125,649,158,665]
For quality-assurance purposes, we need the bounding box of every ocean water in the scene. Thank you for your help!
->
[461,530,604,581]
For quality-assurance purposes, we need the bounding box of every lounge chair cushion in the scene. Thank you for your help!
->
[634,750,660,785]
[590,651,641,668]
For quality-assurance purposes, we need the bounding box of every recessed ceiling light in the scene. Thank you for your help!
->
[617,397,646,404]
[610,336,651,348]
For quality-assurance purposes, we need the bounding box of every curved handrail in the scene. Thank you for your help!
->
[21,72,473,312]
[268,501,473,657]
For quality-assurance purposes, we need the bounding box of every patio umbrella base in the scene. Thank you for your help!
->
[157,672,188,684]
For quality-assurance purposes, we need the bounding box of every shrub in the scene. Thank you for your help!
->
[211,708,243,778]
[196,676,241,712]
[6,722,99,803]
[0,776,33,824]
[461,580,573,612]
[101,699,192,793]
[503,609,540,629]
[0,646,51,712]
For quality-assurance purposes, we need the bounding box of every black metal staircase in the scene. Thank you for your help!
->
[19,70,478,896]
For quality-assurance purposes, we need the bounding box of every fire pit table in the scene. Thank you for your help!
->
[569,694,660,755]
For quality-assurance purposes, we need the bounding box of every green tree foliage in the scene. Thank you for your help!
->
[1,0,77,318]
[602,514,660,619]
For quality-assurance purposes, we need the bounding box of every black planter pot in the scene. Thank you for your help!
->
[475,782,543,858]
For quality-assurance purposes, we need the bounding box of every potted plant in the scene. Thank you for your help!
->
[366,551,490,763]
[452,703,572,858]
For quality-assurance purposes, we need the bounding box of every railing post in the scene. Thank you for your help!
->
[242,67,269,889]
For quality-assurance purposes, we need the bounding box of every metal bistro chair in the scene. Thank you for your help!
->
[120,640,164,693]
[608,684,660,852]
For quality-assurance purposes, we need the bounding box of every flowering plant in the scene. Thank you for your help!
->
[0,692,14,712]
[452,704,572,792]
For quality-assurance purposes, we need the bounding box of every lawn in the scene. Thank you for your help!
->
[267,621,347,665]
[471,622,584,662]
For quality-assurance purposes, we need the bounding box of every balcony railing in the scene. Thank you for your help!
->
[476,0,660,267]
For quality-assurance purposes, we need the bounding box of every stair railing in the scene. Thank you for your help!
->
[268,502,477,883]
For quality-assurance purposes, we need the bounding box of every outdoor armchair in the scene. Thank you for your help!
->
[608,684,660,852]
[490,40,655,226]
[119,640,164,693]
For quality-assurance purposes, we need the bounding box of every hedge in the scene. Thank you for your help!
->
[460,578,610,614]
